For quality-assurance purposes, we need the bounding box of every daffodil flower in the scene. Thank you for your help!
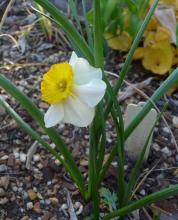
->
[41,52,106,128]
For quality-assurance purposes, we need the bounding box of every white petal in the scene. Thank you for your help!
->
[69,51,78,66]
[62,97,95,127]
[44,104,64,128]
[69,52,102,85]
[155,8,177,44]
[75,79,106,107]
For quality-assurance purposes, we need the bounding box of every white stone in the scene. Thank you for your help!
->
[152,143,160,151]
[27,202,33,210]
[13,151,20,159]
[50,143,55,149]
[33,154,40,162]
[0,155,8,160]
[161,147,171,156]
[173,116,178,128]
[124,102,157,161]
[162,127,170,134]
[0,164,8,172]
[54,159,61,166]
[20,152,26,163]
[140,189,146,196]
[61,203,68,210]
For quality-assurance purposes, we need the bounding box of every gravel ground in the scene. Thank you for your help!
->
[0,1,178,219]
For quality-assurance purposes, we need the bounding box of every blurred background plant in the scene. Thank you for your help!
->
[1,0,178,219]
[94,0,178,78]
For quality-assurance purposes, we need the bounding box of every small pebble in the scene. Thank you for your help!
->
[37,163,43,169]
[161,147,171,156]
[0,176,9,189]
[0,188,5,197]
[176,154,178,162]
[50,143,55,149]
[49,197,59,207]
[0,197,8,205]
[0,155,8,160]
[28,189,37,200]
[162,127,170,134]
[0,164,8,172]
[173,116,178,128]
[20,216,29,220]
[139,189,146,196]
[13,150,20,159]
[18,187,23,193]
[152,143,160,151]
[156,173,165,180]
[45,199,51,205]
[47,181,52,186]
[20,208,25,213]
[7,154,15,167]
[33,154,40,162]
[74,201,81,209]
[12,186,18,192]
[34,202,42,213]
[27,202,33,210]
[40,199,45,205]
[61,203,68,210]
[54,159,61,166]
[22,191,28,199]
[20,152,27,163]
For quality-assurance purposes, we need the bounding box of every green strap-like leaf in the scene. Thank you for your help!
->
[0,74,86,197]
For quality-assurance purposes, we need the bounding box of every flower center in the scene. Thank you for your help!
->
[41,63,75,104]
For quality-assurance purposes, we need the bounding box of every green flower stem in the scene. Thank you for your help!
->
[103,185,178,220]
[88,0,104,218]
[98,144,117,183]
[96,100,106,173]
[110,105,125,208]
[0,74,86,198]
[82,0,93,49]
[68,0,84,37]
[34,0,94,65]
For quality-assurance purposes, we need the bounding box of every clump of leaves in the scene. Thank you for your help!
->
[100,187,118,212]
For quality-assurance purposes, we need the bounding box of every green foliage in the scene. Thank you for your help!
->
[1,0,178,219]
[87,0,150,37]
[100,187,117,212]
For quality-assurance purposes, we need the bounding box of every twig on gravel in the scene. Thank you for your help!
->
[26,141,38,169]
[0,34,18,47]
[66,188,78,220]
[151,203,172,216]
[0,0,15,32]
[119,77,153,102]
[106,71,178,152]
[131,160,161,199]
[133,194,153,220]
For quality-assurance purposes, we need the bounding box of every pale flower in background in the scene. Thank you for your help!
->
[41,52,106,128]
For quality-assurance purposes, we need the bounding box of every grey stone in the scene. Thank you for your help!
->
[0,164,8,172]
[0,188,5,197]
[0,176,9,190]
